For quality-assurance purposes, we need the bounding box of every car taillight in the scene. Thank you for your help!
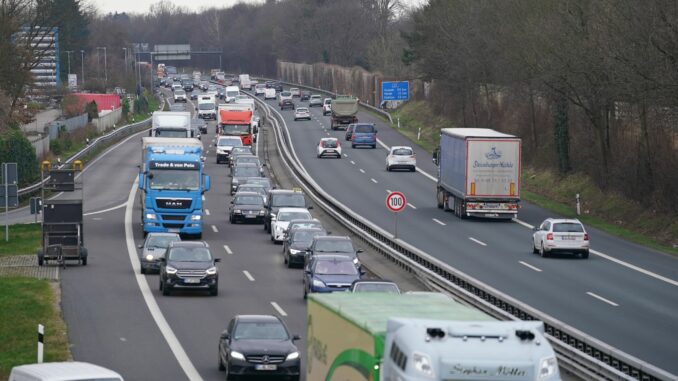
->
[584,233,589,241]
[546,233,553,241]
[337,141,341,146]
[320,141,324,147]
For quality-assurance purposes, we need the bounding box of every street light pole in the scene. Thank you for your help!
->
[122,48,128,74]
[64,50,73,75]
[80,50,85,87]
[96,47,107,85]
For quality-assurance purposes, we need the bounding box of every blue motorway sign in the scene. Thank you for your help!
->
[381,81,410,101]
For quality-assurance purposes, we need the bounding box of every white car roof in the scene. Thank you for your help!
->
[546,218,583,224]
[390,146,412,151]
[296,107,309,111]
[320,137,338,142]
[218,136,241,142]
[277,207,311,214]
[10,362,123,380]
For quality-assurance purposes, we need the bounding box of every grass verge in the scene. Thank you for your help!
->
[391,100,678,255]
[0,224,41,257]
[0,277,69,379]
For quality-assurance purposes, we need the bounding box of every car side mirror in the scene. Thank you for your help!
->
[137,244,144,249]
[195,107,198,111]
[292,334,300,341]
[220,331,230,340]
[360,270,366,276]
[356,248,364,253]
[261,163,266,167]
[307,206,313,210]
[533,227,539,231]
[214,258,221,263]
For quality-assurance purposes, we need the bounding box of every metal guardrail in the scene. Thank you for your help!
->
[252,93,675,381]
[18,96,162,197]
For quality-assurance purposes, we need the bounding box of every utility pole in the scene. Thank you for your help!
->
[64,50,73,74]
[96,47,107,85]
[80,50,85,86]
[122,48,128,74]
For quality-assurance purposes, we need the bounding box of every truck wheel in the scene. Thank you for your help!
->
[80,248,88,266]
[436,189,444,209]
[37,249,44,266]
[218,354,225,371]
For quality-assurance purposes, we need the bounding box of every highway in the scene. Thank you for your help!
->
[257,90,678,374]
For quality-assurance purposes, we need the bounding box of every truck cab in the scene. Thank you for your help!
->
[197,95,217,120]
[225,86,240,103]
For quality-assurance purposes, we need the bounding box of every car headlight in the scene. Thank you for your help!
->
[412,352,435,378]
[270,213,277,220]
[289,249,302,255]
[146,213,157,220]
[353,257,360,265]
[230,351,245,361]
[145,254,154,261]
[286,351,299,361]
[234,209,242,214]
[312,279,326,288]
[165,266,178,275]
[259,210,265,215]
[538,356,558,379]
[191,215,201,221]
[206,266,217,275]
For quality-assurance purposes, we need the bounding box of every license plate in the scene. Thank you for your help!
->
[168,228,180,233]
[184,278,200,284]
[562,236,576,240]
[484,203,500,208]
[326,149,335,152]
[255,364,277,371]
[246,215,257,219]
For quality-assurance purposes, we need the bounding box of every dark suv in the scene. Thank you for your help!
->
[264,190,310,233]
[280,99,295,110]
[159,241,220,296]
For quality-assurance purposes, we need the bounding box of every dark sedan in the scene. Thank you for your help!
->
[218,315,301,380]
[138,232,180,274]
[229,192,266,224]
[230,164,264,195]
[280,99,295,110]
[283,228,326,268]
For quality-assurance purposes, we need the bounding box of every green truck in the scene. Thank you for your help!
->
[307,292,561,381]
[330,95,359,130]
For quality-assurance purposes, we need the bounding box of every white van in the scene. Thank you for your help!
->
[225,86,240,103]
[9,362,124,381]
[264,88,276,100]
[197,94,217,120]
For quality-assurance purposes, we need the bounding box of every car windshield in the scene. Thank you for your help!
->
[149,170,199,190]
[292,230,323,243]
[314,240,353,253]
[272,194,305,207]
[198,103,214,110]
[239,186,265,196]
[281,92,291,97]
[233,322,288,340]
[290,222,322,231]
[553,223,585,233]
[354,283,400,293]
[296,108,308,112]
[311,96,321,100]
[314,260,358,275]
[355,125,375,133]
[234,167,260,177]
[168,247,212,262]
[234,195,263,206]
[322,140,338,148]
[218,138,243,147]
[146,235,180,248]
[227,91,239,97]
[393,148,413,156]
[245,179,271,191]
[232,147,251,154]
[222,124,250,134]
[236,157,259,165]
[175,90,185,95]
[278,211,311,222]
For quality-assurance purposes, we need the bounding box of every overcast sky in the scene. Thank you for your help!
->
[90,0,427,15]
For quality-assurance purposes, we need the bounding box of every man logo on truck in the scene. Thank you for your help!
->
[485,147,502,160]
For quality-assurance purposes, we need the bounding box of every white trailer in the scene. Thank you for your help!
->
[150,111,192,138]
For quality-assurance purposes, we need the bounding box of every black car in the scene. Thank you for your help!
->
[231,155,263,176]
[280,99,295,110]
[264,190,309,233]
[283,219,325,241]
[230,164,264,195]
[218,315,301,380]
[191,118,208,134]
[229,192,266,224]
[283,228,326,268]
[306,235,362,267]
[300,90,311,101]
[274,82,284,92]
[265,80,276,88]
[159,241,220,296]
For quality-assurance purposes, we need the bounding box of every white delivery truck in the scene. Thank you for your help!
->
[9,362,124,381]
[264,87,276,100]
[150,111,192,138]
[433,128,521,219]
[225,85,240,103]
[307,293,561,381]
[239,74,252,90]
[197,94,217,120]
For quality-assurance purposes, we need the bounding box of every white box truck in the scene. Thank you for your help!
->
[225,85,240,103]
[239,74,252,90]
[307,293,560,381]
[150,111,192,138]
[433,128,521,219]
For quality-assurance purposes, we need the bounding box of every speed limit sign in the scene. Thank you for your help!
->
[386,191,407,212]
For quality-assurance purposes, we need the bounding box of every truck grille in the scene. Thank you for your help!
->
[162,215,185,221]
[246,355,286,364]
[177,269,206,278]
[162,223,184,229]
[157,198,192,209]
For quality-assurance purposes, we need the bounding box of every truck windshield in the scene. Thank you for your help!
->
[227,91,239,97]
[198,103,214,110]
[222,124,250,134]
[149,170,200,190]
[155,129,188,138]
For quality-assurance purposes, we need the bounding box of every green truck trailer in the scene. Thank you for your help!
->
[307,292,560,381]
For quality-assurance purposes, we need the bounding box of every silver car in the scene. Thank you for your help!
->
[138,232,181,274]
[532,218,590,258]
[294,107,311,121]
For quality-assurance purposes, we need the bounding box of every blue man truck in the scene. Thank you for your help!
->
[139,137,210,238]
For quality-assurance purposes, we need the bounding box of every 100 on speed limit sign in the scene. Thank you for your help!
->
[386,191,407,212]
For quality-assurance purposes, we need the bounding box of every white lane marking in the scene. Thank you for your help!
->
[513,218,534,229]
[586,292,619,307]
[223,245,233,255]
[407,203,417,210]
[371,178,378,184]
[326,132,330,136]
[83,202,127,216]
[124,179,203,381]
[343,154,348,157]
[469,237,487,246]
[92,217,103,221]
[211,225,218,233]
[202,195,206,201]
[433,218,446,226]
[270,302,288,317]
[386,189,392,193]
[205,209,210,216]
[376,138,437,181]
[519,261,542,272]
[243,270,255,282]
[590,249,678,287]
[350,161,355,165]
[359,169,365,174]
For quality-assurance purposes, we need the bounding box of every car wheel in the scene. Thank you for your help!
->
[352,144,356,148]
[229,215,234,224]
[539,242,548,258]
[386,165,390,172]
[411,167,416,172]
[218,353,225,371]
[209,285,218,296]
[581,250,589,259]
[37,249,44,266]
[532,240,538,254]
[162,281,171,296]
[372,144,377,149]
[141,266,146,275]
[303,286,308,299]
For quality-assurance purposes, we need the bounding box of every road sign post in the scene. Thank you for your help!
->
[386,191,407,238]
[2,163,18,242]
